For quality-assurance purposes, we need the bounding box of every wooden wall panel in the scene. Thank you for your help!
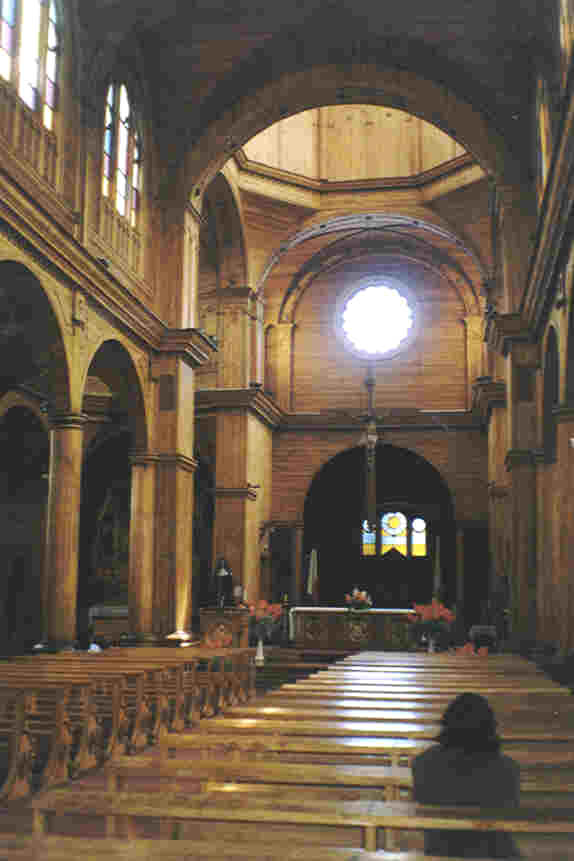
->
[289,260,467,413]
[271,429,487,524]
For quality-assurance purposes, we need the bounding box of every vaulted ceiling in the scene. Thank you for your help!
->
[78,0,553,174]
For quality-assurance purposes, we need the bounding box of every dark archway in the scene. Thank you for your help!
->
[78,431,132,635]
[303,443,455,608]
[0,406,49,651]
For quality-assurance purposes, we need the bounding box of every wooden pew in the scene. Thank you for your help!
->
[0,681,101,794]
[0,832,562,861]
[0,663,146,759]
[110,646,255,718]
[192,715,574,743]
[226,703,574,731]
[105,752,574,801]
[30,788,574,853]
[159,730,574,769]
[0,689,37,800]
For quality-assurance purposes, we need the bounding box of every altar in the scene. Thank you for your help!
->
[289,606,413,650]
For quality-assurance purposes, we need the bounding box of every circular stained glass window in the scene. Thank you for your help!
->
[342,285,413,356]
[382,511,407,536]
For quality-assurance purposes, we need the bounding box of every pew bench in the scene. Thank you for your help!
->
[195,715,574,743]
[0,681,102,795]
[0,832,562,861]
[105,752,574,801]
[0,664,147,758]
[30,789,574,853]
[159,729,574,769]
[226,702,574,731]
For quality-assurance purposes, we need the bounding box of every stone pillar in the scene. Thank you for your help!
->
[44,413,86,646]
[216,287,255,388]
[128,453,157,639]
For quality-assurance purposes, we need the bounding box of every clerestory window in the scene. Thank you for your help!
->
[0,0,59,130]
[362,512,427,558]
[102,83,141,228]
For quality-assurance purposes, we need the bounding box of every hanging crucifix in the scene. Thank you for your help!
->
[362,362,380,534]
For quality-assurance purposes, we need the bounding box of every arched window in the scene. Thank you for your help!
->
[102,83,141,228]
[361,512,427,557]
[0,0,59,130]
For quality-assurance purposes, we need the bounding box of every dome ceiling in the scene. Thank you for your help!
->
[241,105,467,183]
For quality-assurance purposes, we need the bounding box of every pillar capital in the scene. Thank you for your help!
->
[214,484,258,500]
[48,412,88,430]
[484,312,534,357]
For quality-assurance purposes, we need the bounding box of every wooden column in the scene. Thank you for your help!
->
[292,522,304,603]
[216,287,255,388]
[154,453,197,636]
[44,413,86,646]
[150,332,214,638]
[498,184,537,312]
[504,341,540,642]
[505,449,538,641]
[455,525,465,612]
[213,485,258,599]
[463,314,485,409]
[128,453,156,639]
[274,322,295,411]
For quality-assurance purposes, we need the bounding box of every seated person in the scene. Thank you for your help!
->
[412,692,521,858]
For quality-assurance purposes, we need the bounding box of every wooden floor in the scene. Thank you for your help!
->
[1,649,574,859]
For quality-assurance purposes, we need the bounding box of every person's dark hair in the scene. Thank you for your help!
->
[436,692,501,753]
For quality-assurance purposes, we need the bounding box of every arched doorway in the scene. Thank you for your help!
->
[78,430,132,636]
[78,340,147,641]
[0,405,49,650]
[303,443,455,608]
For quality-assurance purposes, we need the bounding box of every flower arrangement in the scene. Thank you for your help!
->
[345,588,373,611]
[248,599,283,643]
[407,598,455,648]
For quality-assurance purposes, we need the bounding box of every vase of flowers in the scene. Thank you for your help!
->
[407,598,455,651]
[247,599,283,664]
[345,588,373,612]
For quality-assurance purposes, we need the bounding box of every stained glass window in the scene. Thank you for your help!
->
[360,511,427,558]
[362,520,376,556]
[102,83,141,226]
[1,0,59,128]
[381,511,407,556]
[411,517,427,556]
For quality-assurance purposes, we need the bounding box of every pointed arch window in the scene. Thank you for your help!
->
[362,512,427,558]
[102,83,141,228]
[0,0,60,130]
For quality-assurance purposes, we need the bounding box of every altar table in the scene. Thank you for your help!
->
[289,607,413,650]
